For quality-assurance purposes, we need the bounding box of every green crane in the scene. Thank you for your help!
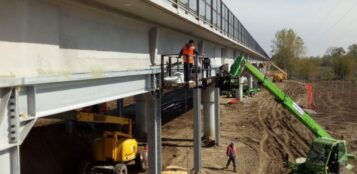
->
[229,56,356,174]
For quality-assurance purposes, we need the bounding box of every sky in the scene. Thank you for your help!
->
[224,0,357,57]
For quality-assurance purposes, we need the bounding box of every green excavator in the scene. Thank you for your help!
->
[227,56,356,174]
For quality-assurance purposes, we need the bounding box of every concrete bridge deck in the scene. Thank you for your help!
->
[0,0,269,174]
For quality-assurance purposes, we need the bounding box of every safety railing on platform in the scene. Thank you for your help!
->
[160,54,214,89]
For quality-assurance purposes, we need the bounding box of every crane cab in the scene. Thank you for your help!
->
[293,138,355,174]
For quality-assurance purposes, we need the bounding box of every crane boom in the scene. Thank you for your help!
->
[230,56,331,138]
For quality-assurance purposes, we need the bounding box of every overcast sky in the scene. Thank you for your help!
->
[224,0,357,57]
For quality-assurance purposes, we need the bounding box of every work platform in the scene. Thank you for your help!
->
[0,0,269,174]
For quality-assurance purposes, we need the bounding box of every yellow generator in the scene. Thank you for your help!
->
[76,112,147,174]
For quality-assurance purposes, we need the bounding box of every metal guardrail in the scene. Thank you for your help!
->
[164,0,269,58]
[160,54,214,89]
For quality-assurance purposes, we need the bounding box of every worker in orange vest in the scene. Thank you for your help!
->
[225,142,237,172]
[178,40,199,83]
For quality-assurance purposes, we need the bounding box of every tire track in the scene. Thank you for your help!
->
[254,81,313,174]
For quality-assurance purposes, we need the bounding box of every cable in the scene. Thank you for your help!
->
[323,14,357,46]
[310,0,342,36]
[319,1,357,39]
[313,1,357,57]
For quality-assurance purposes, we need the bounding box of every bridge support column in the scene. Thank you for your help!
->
[147,91,162,174]
[193,88,202,172]
[135,94,149,138]
[248,74,253,89]
[214,87,220,146]
[237,77,244,101]
[0,88,21,174]
[116,99,124,115]
[202,87,215,139]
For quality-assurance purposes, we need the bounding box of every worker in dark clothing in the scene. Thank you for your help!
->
[225,142,237,172]
[178,40,199,83]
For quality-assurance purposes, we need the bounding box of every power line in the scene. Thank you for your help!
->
[311,1,357,54]
[310,0,342,36]
[319,1,357,38]
[324,12,357,44]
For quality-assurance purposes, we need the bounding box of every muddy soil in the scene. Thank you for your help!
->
[162,81,357,174]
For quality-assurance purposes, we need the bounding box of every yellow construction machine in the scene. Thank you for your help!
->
[76,112,147,174]
[273,73,285,82]
[268,61,288,82]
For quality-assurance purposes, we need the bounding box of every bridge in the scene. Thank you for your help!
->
[0,0,269,174]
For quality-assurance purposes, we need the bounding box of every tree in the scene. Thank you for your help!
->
[325,47,346,57]
[347,44,357,58]
[271,29,305,78]
[289,57,320,81]
[334,55,355,80]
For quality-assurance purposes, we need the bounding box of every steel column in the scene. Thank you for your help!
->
[9,146,20,174]
[135,94,149,138]
[248,74,253,89]
[202,87,215,138]
[116,99,124,116]
[9,88,20,174]
[147,91,161,174]
[214,87,220,146]
[193,88,201,171]
[238,77,244,101]
[0,88,21,174]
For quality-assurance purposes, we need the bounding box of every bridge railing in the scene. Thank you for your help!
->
[163,0,268,58]
[160,54,214,89]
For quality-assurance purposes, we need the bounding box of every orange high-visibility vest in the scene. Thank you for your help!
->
[182,45,195,64]
[226,145,237,157]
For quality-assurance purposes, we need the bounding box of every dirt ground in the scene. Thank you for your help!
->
[20,81,357,174]
[161,80,357,174]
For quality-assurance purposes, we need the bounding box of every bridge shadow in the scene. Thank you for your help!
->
[162,137,193,142]
[162,137,194,148]
[161,88,193,125]
[161,143,193,148]
[203,166,226,171]
[121,88,193,125]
